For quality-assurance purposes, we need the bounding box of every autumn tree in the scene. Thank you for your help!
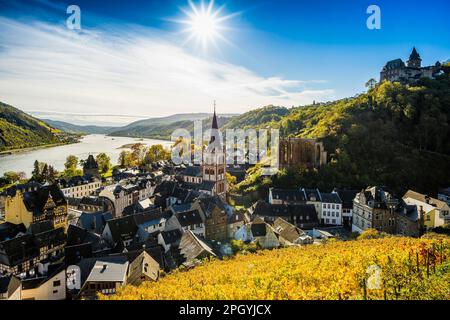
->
[118,150,133,168]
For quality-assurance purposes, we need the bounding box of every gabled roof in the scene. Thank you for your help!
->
[161,229,183,245]
[181,165,203,177]
[251,200,318,223]
[198,180,216,192]
[21,184,67,217]
[124,250,160,284]
[0,234,39,267]
[409,47,420,60]
[178,230,216,263]
[273,218,306,243]
[175,209,203,227]
[21,264,65,290]
[270,188,306,202]
[77,211,113,234]
[0,222,26,242]
[403,190,449,210]
[384,58,405,70]
[320,192,342,204]
[0,275,21,296]
[104,215,138,243]
[85,257,129,283]
[303,189,321,202]
[133,209,165,227]
[27,221,53,235]
[333,189,358,208]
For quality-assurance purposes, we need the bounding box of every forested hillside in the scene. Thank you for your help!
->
[0,102,70,152]
[235,73,450,196]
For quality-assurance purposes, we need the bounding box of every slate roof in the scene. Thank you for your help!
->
[27,221,53,235]
[3,182,42,197]
[0,275,20,296]
[181,166,203,177]
[270,188,306,202]
[79,196,104,207]
[303,189,321,202]
[396,200,419,222]
[0,222,26,242]
[175,209,203,227]
[252,200,318,223]
[21,264,65,290]
[273,218,306,243]
[320,192,342,204]
[77,211,113,234]
[65,243,93,265]
[198,181,216,192]
[251,222,267,237]
[161,229,183,245]
[178,230,216,263]
[0,234,39,267]
[198,195,226,217]
[21,184,67,217]
[105,215,138,243]
[133,209,165,227]
[333,189,358,209]
[384,58,405,70]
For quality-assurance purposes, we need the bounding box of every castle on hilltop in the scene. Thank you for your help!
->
[380,47,443,84]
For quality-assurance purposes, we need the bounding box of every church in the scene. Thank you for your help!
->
[179,107,227,201]
[380,47,443,84]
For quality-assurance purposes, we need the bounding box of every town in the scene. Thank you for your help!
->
[1,105,449,300]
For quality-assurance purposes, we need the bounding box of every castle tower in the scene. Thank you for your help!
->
[407,47,422,68]
[202,102,227,200]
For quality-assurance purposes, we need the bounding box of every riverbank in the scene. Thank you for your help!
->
[0,134,172,177]
[0,140,81,156]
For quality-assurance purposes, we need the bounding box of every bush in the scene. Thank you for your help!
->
[357,228,391,240]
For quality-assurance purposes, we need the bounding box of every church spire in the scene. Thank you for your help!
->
[211,100,218,130]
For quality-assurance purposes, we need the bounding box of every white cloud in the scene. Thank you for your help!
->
[0,17,336,125]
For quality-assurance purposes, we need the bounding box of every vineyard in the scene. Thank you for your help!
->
[104,237,450,300]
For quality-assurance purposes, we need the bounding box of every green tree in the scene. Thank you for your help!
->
[143,144,170,165]
[3,171,20,184]
[365,78,377,91]
[96,153,112,174]
[65,155,78,170]
[118,150,133,168]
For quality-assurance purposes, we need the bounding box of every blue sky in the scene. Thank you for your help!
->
[0,0,449,125]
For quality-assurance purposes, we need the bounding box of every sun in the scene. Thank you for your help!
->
[178,0,236,50]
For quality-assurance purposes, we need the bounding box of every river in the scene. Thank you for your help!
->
[0,134,172,177]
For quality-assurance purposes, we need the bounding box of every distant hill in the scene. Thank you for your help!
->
[43,119,116,135]
[109,116,232,140]
[108,113,237,139]
[0,102,72,152]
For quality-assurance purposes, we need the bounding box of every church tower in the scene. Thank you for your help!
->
[202,102,227,200]
[407,47,422,68]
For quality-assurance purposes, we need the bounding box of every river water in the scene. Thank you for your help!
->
[0,134,171,177]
